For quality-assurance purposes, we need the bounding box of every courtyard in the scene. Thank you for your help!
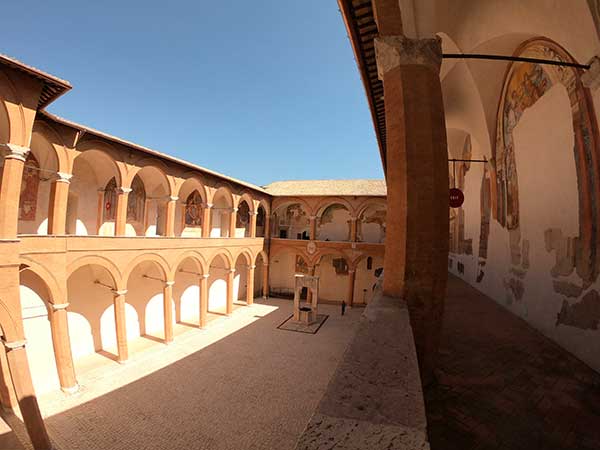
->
[1,299,362,450]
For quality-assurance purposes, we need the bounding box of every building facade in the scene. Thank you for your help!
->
[0,54,387,449]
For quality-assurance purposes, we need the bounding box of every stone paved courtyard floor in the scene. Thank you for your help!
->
[425,275,600,450]
[3,298,361,450]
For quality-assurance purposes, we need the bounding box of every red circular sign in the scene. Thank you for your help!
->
[449,188,464,208]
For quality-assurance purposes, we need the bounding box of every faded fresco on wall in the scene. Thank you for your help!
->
[185,190,203,227]
[103,177,117,222]
[449,135,473,255]
[19,153,40,221]
[358,204,386,243]
[295,255,308,274]
[477,39,600,334]
[127,176,145,223]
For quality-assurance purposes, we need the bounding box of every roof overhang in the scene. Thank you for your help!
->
[338,0,387,174]
[0,54,72,109]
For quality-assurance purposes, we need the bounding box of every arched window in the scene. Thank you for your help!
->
[127,176,145,223]
[103,177,118,222]
[185,190,203,227]
[19,153,40,221]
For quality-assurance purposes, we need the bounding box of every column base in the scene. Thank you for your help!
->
[117,359,129,365]
[61,384,79,395]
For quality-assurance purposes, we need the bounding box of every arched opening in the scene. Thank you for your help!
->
[70,149,120,236]
[357,203,386,243]
[233,253,251,304]
[316,204,352,242]
[256,205,267,237]
[315,254,349,303]
[126,172,152,236]
[67,263,127,369]
[211,188,233,238]
[208,254,230,313]
[271,202,309,239]
[177,177,206,237]
[17,132,59,235]
[269,250,308,298]
[173,257,204,326]
[19,268,60,394]
[125,259,172,343]
[236,199,251,238]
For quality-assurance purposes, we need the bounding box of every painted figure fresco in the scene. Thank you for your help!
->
[487,38,600,289]
[19,153,40,221]
[185,190,203,227]
[127,176,145,223]
[103,177,117,222]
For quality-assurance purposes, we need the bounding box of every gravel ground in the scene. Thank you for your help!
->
[35,298,361,450]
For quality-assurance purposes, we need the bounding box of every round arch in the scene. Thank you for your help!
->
[67,255,122,289]
[123,253,170,285]
[314,197,354,218]
[0,70,25,146]
[237,193,255,213]
[170,251,208,279]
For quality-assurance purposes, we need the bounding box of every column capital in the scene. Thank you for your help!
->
[231,207,238,213]
[309,215,317,220]
[117,187,132,195]
[1,143,30,162]
[263,262,269,267]
[349,216,358,221]
[348,269,356,274]
[249,265,256,269]
[2,339,26,350]
[374,35,442,79]
[54,172,73,184]
[203,202,213,209]
[165,281,175,287]
[202,273,210,279]
[168,196,179,202]
[229,268,237,273]
[248,211,258,216]
[50,302,70,311]
[112,289,128,296]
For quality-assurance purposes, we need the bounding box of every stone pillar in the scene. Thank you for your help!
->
[246,265,255,305]
[202,203,212,238]
[350,217,358,242]
[163,281,174,343]
[3,340,52,450]
[96,189,105,235]
[114,187,131,236]
[0,345,17,410]
[165,196,178,237]
[49,302,78,392]
[229,207,238,238]
[226,269,235,315]
[199,274,209,328]
[262,262,269,298]
[375,35,449,384]
[249,211,257,238]
[47,172,72,235]
[0,144,29,238]
[112,290,129,363]
[309,216,317,240]
[265,213,271,240]
[306,265,315,302]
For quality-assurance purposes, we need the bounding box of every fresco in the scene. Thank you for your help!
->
[127,176,145,223]
[103,177,117,222]
[19,153,40,221]
[473,38,600,333]
[449,135,473,255]
[185,190,203,227]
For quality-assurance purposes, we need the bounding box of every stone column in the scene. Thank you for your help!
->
[202,203,212,238]
[264,213,271,240]
[96,189,105,235]
[306,265,315,302]
[346,269,356,307]
[249,211,257,238]
[163,281,174,343]
[375,35,449,384]
[246,265,255,305]
[229,207,238,238]
[199,274,209,328]
[165,196,178,237]
[3,340,52,450]
[262,262,269,298]
[0,144,29,238]
[114,187,131,236]
[47,172,72,235]
[226,269,235,315]
[350,217,358,242]
[309,216,317,240]
[49,302,78,392]
[112,289,129,363]
[0,346,17,410]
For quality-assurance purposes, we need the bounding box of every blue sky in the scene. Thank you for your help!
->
[1,1,383,186]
